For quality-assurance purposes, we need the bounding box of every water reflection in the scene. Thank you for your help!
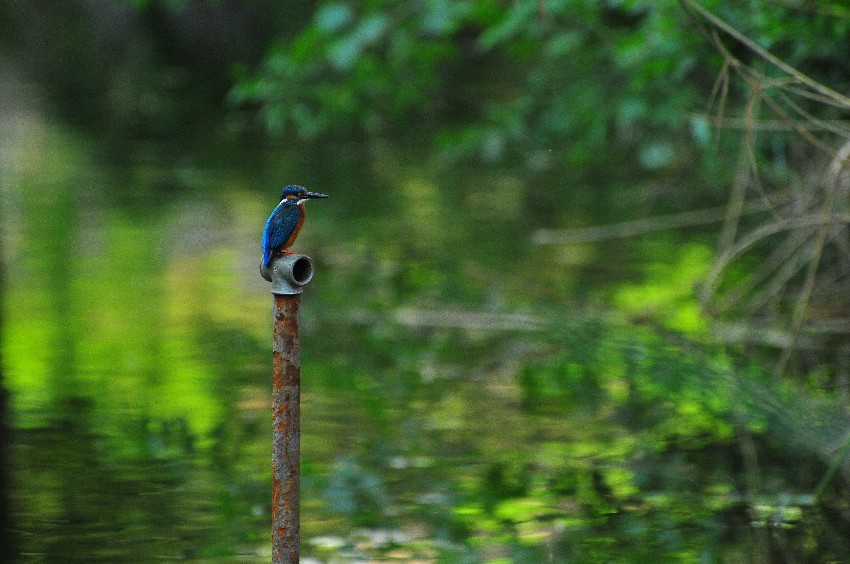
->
[2,75,567,560]
[3,68,850,562]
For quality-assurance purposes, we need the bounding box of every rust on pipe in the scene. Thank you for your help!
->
[272,293,301,563]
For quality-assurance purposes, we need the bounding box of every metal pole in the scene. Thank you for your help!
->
[272,293,300,563]
[260,254,315,564]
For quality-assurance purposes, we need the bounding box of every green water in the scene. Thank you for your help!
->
[0,99,581,560]
[3,78,849,562]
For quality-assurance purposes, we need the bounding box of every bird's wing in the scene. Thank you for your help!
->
[262,203,301,265]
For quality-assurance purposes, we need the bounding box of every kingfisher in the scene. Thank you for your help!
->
[262,185,328,266]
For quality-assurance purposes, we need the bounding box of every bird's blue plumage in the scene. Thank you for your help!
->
[262,200,302,266]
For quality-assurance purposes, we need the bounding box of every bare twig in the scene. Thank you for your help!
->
[774,141,850,376]
[699,115,850,133]
[711,228,810,314]
[532,202,769,245]
[679,0,850,111]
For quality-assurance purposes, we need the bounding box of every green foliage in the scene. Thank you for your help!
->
[231,0,714,169]
[230,1,465,138]
[614,242,713,334]
[228,0,850,233]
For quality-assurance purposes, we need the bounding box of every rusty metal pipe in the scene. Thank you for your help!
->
[272,293,300,563]
[262,253,315,563]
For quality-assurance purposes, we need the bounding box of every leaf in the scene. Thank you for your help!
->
[327,14,389,71]
[315,3,353,33]
[478,3,535,51]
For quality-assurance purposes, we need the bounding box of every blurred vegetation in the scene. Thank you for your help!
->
[230,1,850,194]
[3,0,850,561]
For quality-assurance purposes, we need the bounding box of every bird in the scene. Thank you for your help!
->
[262,185,328,267]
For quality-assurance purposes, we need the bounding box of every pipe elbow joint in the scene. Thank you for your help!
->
[260,253,315,295]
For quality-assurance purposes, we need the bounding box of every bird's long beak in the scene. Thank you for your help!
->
[304,191,329,199]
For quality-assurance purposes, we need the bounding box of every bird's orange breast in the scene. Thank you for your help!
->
[283,204,306,249]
